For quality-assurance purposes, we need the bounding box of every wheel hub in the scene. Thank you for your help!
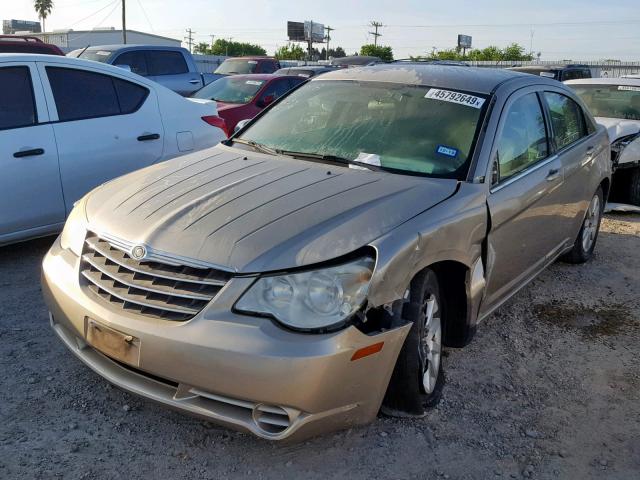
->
[420,294,442,395]
[582,194,600,252]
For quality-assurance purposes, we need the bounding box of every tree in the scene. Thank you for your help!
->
[34,0,53,32]
[194,39,266,56]
[414,43,533,62]
[360,44,393,62]
[274,43,306,61]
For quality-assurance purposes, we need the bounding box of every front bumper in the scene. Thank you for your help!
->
[42,238,410,441]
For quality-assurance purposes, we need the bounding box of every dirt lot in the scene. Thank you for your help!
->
[1,214,638,480]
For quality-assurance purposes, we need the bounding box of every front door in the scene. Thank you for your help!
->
[0,63,65,240]
[481,89,567,315]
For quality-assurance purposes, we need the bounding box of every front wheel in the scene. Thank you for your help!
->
[562,186,603,264]
[382,269,444,417]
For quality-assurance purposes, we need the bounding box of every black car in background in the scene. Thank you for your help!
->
[508,64,592,81]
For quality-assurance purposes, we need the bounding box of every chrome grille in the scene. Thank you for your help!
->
[80,233,230,321]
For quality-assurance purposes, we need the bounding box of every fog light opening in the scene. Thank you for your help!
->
[251,404,291,435]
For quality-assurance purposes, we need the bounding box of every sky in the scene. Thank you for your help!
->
[4,0,640,60]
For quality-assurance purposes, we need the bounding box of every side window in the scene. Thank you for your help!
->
[288,77,305,90]
[543,92,587,150]
[261,79,292,102]
[496,93,549,182]
[0,66,36,130]
[46,67,148,121]
[262,61,277,74]
[146,51,188,75]
[113,78,150,114]
[114,51,148,76]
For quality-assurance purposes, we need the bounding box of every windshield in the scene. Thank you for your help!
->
[193,77,265,104]
[571,84,640,120]
[73,49,113,62]
[237,80,488,178]
[215,59,259,75]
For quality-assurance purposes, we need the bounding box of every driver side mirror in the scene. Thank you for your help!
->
[257,94,275,108]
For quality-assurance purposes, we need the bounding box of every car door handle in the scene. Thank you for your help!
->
[137,133,160,141]
[189,79,200,84]
[586,146,595,157]
[546,168,561,181]
[13,148,45,158]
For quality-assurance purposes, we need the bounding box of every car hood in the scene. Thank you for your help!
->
[596,117,640,142]
[85,145,458,273]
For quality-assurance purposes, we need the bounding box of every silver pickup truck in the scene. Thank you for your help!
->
[68,45,216,96]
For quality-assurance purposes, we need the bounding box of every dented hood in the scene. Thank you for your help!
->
[596,116,640,142]
[85,145,457,273]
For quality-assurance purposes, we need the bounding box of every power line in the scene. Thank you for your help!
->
[67,0,118,28]
[369,21,383,47]
[135,0,154,32]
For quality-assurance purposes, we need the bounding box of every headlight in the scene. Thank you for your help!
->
[60,200,88,256]
[611,133,640,157]
[235,256,375,331]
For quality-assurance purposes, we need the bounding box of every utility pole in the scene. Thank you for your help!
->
[307,20,313,61]
[324,25,334,60]
[369,21,383,47]
[121,0,127,44]
[184,28,195,53]
[226,37,233,56]
[210,34,215,48]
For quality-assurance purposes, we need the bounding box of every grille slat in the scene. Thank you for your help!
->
[81,233,229,321]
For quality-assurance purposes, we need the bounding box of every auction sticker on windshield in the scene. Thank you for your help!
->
[619,86,640,92]
[425,89,485,109]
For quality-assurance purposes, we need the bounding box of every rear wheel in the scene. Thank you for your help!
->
[382,269,444,417]
[562,187,603,264]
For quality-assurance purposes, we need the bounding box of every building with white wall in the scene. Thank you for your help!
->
[18,28,180,53]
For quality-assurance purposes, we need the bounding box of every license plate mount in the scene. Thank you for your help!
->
[86,318,141,367]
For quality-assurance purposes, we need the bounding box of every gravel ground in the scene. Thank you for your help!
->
[1,214,638,480]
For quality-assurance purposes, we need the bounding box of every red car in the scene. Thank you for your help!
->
[0,35,65,55]
[192,74,306,133]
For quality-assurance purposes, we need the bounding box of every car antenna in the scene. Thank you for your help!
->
[76,45,91,58]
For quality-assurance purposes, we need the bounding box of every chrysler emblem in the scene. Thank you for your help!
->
[131,245,147,260]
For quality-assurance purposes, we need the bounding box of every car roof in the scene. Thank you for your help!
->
[565,77,640,86]
[312,64,546,95]
[223,56,277,60]
[220,73,284,81]
[510,64,588,72]
[79,44,186,52]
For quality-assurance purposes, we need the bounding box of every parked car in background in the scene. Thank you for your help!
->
[43,65,610,441]
[330,55,382,67]
[566,77,640,205]
[192,73,306,132]
[68,45,216,96]
[508,64,591,81]
[0,35,64,55]
[0,53,226,245]
[214,56,281,75]
[274,65,337,78]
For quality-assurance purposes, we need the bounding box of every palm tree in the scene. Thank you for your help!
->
[34,0,54,32]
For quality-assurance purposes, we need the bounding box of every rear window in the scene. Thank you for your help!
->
[193,76,265,103]
[215,59,259,75]
[0,66,37,130]
[47,67,149,121]
[75,49,114,63]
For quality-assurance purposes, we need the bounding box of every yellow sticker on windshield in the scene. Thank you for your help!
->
[425,88,485,109]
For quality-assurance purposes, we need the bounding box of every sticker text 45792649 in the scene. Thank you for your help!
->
[425,88,486,109]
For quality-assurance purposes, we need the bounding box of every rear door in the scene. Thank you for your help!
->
[0,63,65,239]
[145,50,201,96]
[38,63,164,214]
[482,88,567,314]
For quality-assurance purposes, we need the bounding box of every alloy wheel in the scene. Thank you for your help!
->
[419,294,442,394]
[582,194,601,253]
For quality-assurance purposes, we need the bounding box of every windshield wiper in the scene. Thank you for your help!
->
[277,150,384,171]
[232,138,280,156]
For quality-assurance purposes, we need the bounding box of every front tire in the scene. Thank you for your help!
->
[562,186,603,264]
[382,269,444,417]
